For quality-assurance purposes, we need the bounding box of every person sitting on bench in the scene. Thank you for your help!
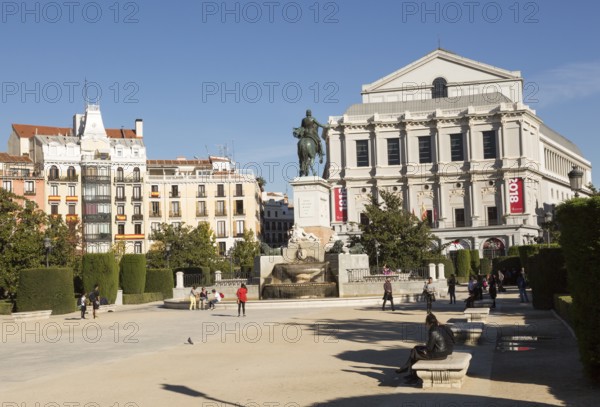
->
[395,313,455,384]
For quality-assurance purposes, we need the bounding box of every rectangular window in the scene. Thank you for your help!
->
[117,205,125,215]
[151,202,160,216]
[134,205,141,215]
[134,223,142,234]
[235,184,243,196]
[217,184,225,197]
[218,242,226,256]
[2,180,11,191]
[356,140,369,167]
[151,185,159,193]
[455,208,465,227]
[217,221,226,238]
[51,184,58,196]
[236,220,245,236]
[360,213,369,226]
[235,200,244,215]
[68,185,76,196]
[387,138,400,165]
[171,221,181,229]
[25,181,35,193]
[487,206,498,226]
[133,186,141,199]
[450,134,464,161]
[197,201,207,216]
[68,204,76,215]
[418,136,432,163]
[170,201,180,217]
[170,185,179,198]
[151,222,160,232]
[216,200,226,216]
[118,224,125,235]
[198,184,206,197]
[483,131,497,159]
[116,186,125,199]
[134,242,142,254]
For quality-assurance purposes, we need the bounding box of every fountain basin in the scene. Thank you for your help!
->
[262,283,338,299]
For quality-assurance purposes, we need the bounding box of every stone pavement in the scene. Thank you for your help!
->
[0,286,598,407]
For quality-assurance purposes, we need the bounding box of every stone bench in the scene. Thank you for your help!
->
[96,304,117,313]
[464,307,490,323]
[448,322,484,345]
[413,352,472,389]
[12,310,52,322]
[473,300,494,308]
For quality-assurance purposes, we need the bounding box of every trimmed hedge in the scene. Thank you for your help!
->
[492,256,522,274]
[507,245,520,256]
[456,250,471,280]
[16,268,75,314]
[556,197,600,382]
[123,292,163,304]
[554,295,573,326]
[145,269,174,300]
[527,248,568,310]
[0,300,13,315]
[469,250,480,274]
[518,245,540,272]
[480,258,492,276]
[120,254,147,294]
[82,253,119,304]
[422,255,455,277]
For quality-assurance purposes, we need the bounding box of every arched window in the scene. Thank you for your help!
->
[116,167,124,182]
[133,167,141,182]
[67,166,76,181]
[48,165,59,180]
[432,77,448,98]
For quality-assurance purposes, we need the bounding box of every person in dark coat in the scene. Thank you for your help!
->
[382,277,395,311]
[447,274,457,304]
[395,313,455,384]
[488,273,497,308]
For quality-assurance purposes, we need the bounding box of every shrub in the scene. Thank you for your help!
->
[469,250,480,274]
[480,258,492,276]
[123,292,163,304]
[0,300,13,315]
[456,250,471,281]
[527,248,568,310]
[422,255,454,277]
[556,197,600,382]
[16,268,75,314]
[554,295,573,326]
[518,245,541,272]
[82,253,119,304]
[507,245,520,256]
[492,256,522,274]
[120,254,147,294]
[145,269,174,300]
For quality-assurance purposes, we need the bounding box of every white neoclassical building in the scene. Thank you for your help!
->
[326,49,592,257]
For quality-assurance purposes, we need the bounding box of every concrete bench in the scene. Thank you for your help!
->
[96,304,117,313]
[473,300,494,308]
[12,310,52,322]
[413,352,472,389]
[448,322,484,345]
[464,308,490,323]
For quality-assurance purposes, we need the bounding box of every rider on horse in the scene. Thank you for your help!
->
[293,109,329,176]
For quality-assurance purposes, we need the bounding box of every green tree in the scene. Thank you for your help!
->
[355,189,434,269]
[231,229,260,270]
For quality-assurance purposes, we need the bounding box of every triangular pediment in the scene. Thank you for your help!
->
[363,49,521,94]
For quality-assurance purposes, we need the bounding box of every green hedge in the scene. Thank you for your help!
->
[518,245,541,272]
[422,255,455,276]
[507,245,520,256]
[123,292,163,304]
[145,269,174,300]
[554,295,573,326]
[0,300,13,315]
[492,256,522,274]
[527,248,568,310]
[556,197,600,382]
[82,253,119,304]
[469,250,480,274]
[16,268,75,314]
[120,254,147,294]
[456,250,471,280]
[480,258,492,276]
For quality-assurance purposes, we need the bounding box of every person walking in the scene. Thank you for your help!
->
[382,277,395,311]
[79,292,87,319]
[517,271,530,303]
[488,273,497,308]
[89,284,100,319]
[395,313,455,385]
[189,286,198,310]
[236,283,248,317]
[423,277,435,314]
[447,274,457,304]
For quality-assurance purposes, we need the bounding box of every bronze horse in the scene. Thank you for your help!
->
[293,127,323,176]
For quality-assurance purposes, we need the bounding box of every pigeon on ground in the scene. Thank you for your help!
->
[187,337,194,345]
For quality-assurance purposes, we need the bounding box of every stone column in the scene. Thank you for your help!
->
[428,263,437,281]
[437,263,445,280]
[215,270,222,282]
[176,271,184,289]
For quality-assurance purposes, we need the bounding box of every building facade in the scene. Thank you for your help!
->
[261,192,294,247]
[0,152,44,207]
[326,49,592,257]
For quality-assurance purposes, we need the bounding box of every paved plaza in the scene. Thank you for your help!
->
[1,286,599,407]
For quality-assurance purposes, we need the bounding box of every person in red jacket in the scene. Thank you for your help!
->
[236,283,248,317]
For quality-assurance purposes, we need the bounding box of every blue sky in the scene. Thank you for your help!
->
[1,0,599,194]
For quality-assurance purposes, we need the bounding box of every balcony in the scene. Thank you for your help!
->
[60,175,79,182]
[169,191,180,198]
[215,210,227,217]
[131,196,143,202]
[24,190,36,196]
[82,195,111,203]
[115,214,127,222]
[66,214,79,223]
[150,191,160,198]
[82,175,111,183]
[84,233,112,242]
[132,214,144,221]
[48,195,61,202]
[196,210,208,217]
[115,196,127,202]
[197,192,207,198]
[234,210,245,216]
[66,196,79,202]
[83,213,111,222]
[115,234,145,240]
[149,211,162,218]
[169,211,182,218]
[234,190,244,197]
[114,176,143,183]
[216,233,228,238]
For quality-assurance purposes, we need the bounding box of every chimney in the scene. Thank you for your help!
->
[135,119,143,138]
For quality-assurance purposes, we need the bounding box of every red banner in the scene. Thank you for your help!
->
[334,188,347,222]
[508,177,524,214]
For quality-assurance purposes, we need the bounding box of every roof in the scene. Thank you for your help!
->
[0,152,32,163]
[344,92,513,116]
[12,124,138,139]
[540,123,583,156]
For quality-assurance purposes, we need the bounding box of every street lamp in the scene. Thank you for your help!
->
[374,240,380,273]
[165,243,172,269]
[568,165,584,197]
[544,212,553,247]
[43,237,52,268]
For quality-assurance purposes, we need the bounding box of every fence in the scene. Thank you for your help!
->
[183,271,258,288]
[347,267,429,283]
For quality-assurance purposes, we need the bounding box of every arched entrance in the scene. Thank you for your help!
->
[482,238,505,259]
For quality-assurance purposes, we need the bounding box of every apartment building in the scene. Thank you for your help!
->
[261,192,294,247]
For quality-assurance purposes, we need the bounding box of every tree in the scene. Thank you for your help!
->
[256,176,266,191]
[355,189,435,269]
[231,229,260,270]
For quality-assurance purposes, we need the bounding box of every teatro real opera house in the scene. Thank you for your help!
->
[325,49,591,257]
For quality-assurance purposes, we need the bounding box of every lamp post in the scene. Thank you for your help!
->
[43,237,52,268]
[374,240,380,272]
[568,165,584,197]
[165,243,172,269]
[544,212,553,247]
